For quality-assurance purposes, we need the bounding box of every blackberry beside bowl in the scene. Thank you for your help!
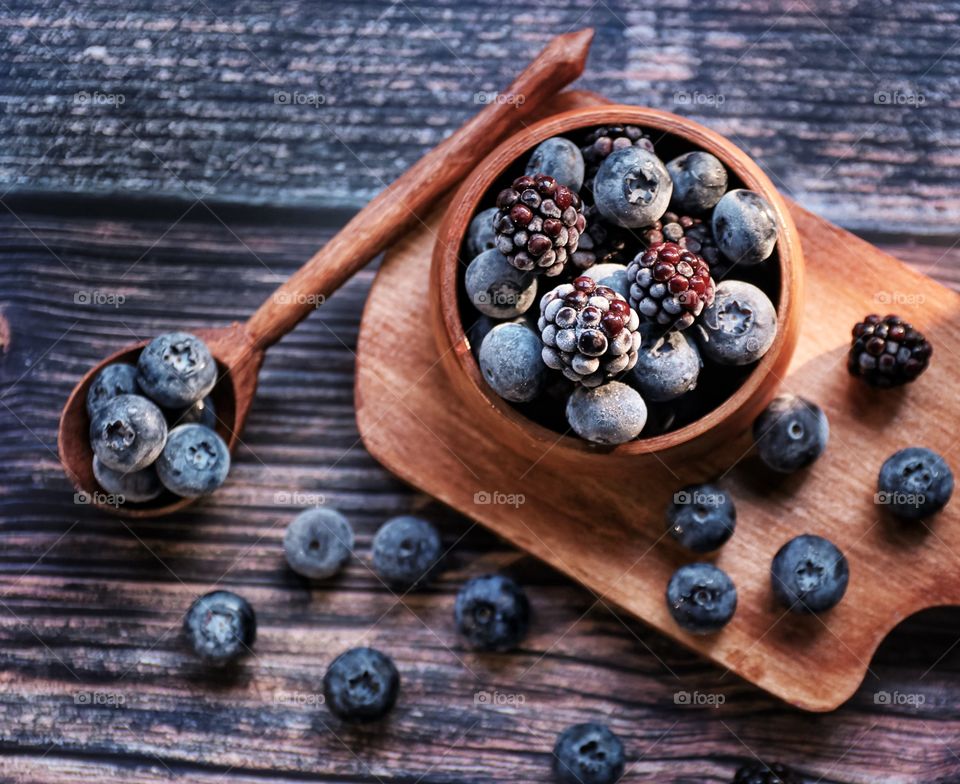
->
[430,105,803,459]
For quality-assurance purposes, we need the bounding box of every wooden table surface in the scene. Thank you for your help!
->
[2,2,960,782]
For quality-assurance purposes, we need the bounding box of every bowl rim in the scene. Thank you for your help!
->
[431,103,803,455]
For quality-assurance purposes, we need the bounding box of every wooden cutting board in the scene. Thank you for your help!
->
[355,92,960,712]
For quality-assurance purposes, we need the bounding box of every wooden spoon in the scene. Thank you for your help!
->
[58,28,595,518]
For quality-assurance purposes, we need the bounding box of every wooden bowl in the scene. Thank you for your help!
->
[431,105,804,459]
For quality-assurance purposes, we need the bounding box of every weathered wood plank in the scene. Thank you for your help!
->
[1,209,960,780]
[1,1,959,233]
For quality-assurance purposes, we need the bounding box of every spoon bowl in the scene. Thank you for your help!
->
[56,29,596,517]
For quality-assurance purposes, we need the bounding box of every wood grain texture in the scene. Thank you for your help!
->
[2,1,959,235]
[3,207,960,781]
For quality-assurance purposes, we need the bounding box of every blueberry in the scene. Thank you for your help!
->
[323,646,400,723]
[666,483,736,553]
[92,456,163,503]
[167,395,216,429]
[771,534,848,613]
[284,508,354,579]
[581,262,630,301]
[156,423,230,497]
[666,562,737,634]
[667,151,728,214]
[371,515,442,589]
[136,331,218,408]
[553,723,625,784]
[86,363,140,416]
[525,136,585,191]
[629,324,702,402]
[467,207,498,257]
[566,381,647,445]
[479,322,548,403]
[465,249,538,318]
[455,574,530,651]
[878,447,954,520]
[695,280,777,366]
[89,393,167,472]
[752,395,828,473]
[712,189,779,267]
[184,590,256,664]
[594,146,672,228]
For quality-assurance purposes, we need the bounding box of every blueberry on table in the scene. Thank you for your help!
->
[136,331,217,408]
[156,423,230,498]
[771,534,848,613]
[753,395,829,473]
[666,150,728,214]
[878,447,954,520]
[371,515,442,589]
[733,761,803,784]
[593,146,672,229]
[184,590,256,664]
[92,456,163,503]
[694,280,777,366]
[666,563,737,634]
[711,189,779,267]
[525,136,586,192]
[553,722,625,784]
[89,393,167,473]
[284,508,354,579]
[666,483,736,553]
[465,248,538,319]
[466,207,498,258]
[86,363,140,416]
[455,574,530,651]
[323,647,400,723]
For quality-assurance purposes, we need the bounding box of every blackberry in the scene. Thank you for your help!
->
[626,241,716,330]
[570,205,634,271]
[733,762,803,784]
[581,124,655,183]
[494,174,586,277]
[539,276,641,387]
[848,314,932,388]
[641,212,721,268]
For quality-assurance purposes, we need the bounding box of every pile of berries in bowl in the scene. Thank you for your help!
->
[83,332,231,507]
[433,107,801,451]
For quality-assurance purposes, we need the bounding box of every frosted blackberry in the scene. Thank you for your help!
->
[538,276,641,387]
[626,241,716,330]
[494,174,586,277]
[848,314,932,388]
[581,124,655,183]
[570,205,634,271]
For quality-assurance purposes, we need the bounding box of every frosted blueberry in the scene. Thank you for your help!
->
[284,508,355,579]
[666,483,736,553]
[136,332,217,408]
[771,534,848,613]
[324,647,400,723]
[566,381,647,445]
[666,562,737,633]
[753,395,829,473]
[372,515,442,589]
[525,136,585,191]
[92,455,163,503]
[878,447,953,520]
[553,723,625,784]
[667,151,728,214]
[593,146,672,228]
[466,207,498,257]
[184,590,256,664]
[89,393,167,472]
[465,249,538,318]
[695,280,777,366]
[581,262,630,301]
[156,423,230,497]
[712,189,779,267]
[455,574,529,650]
[479,322,547,403]
[630,324,702,402]
[86,363,140,416]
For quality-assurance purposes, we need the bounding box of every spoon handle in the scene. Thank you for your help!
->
[243,28,594,350]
